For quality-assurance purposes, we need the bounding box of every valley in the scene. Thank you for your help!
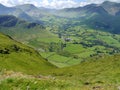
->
[0,15,120,68]
[0,1,120,90]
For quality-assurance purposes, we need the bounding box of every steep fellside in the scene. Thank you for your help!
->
[0,33,56,75]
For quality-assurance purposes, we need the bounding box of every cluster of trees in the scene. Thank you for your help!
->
[0,48,9,54]
[49,42,66,52]
[0,45,21,54]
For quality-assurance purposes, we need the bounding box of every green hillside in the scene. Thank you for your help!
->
[0,52,120,89]
[50,54,120,89]
[0,32,56,75]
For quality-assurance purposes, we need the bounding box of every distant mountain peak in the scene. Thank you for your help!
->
[16,4,37,9]
[21,4,36,7]
[103,1,113,3]
[102,1,118,5]
[15,4,39,12]
[101,1,120,15]
[0,3,4,6]
[0,3,7,8]
[84,4,98,9]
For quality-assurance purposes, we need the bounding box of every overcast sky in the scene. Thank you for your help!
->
[0,0,120,9]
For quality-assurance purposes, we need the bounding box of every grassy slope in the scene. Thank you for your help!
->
[0,70,78,90]
[0,53,120,89]
[52,54,120,87]
[0,33,56,75]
